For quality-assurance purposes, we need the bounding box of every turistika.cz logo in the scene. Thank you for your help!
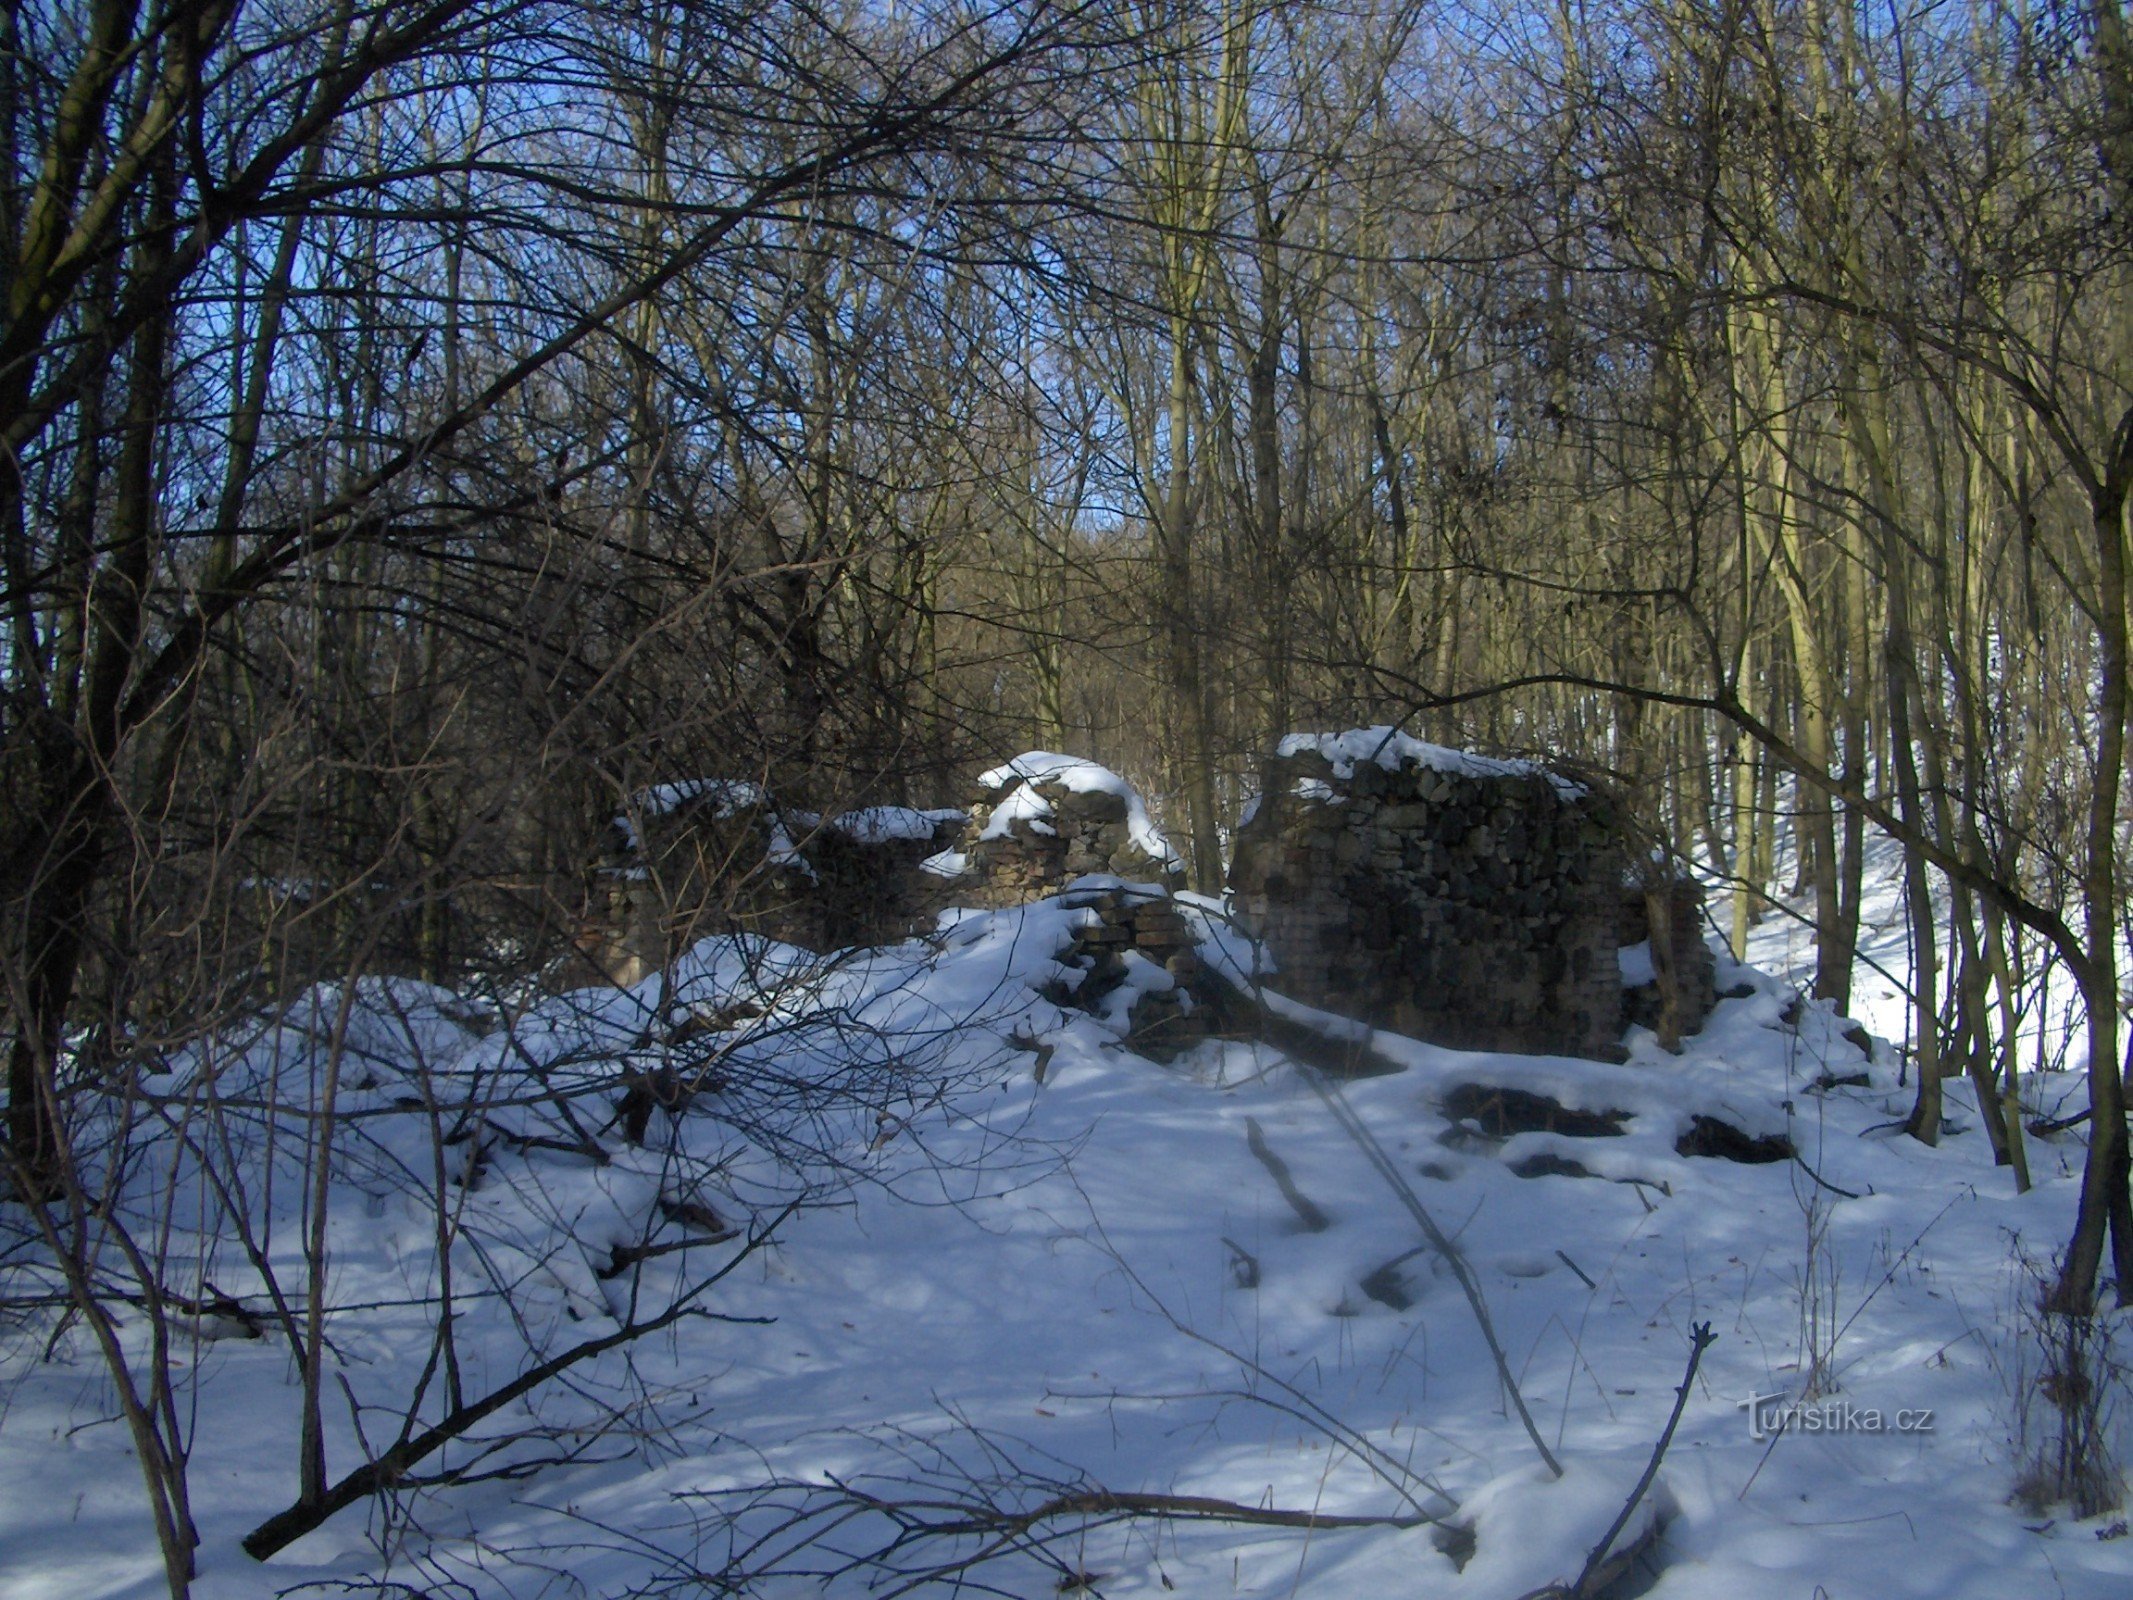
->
[1738,1391,1936,1441]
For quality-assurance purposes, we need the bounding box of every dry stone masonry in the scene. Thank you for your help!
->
[570,753,1184,986]
[571,741,1714,1069]
[1042,881,1217,1057]
[1617,875,1719,1042]
[935,752,1187,906]
[572,782,966,982]
[1229,729,1625,1059]
[924,755,1213,1056]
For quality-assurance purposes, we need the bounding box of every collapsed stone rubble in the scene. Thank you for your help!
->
[574,734,1719,1061]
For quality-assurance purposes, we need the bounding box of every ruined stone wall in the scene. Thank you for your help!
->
[1617,877,1718,1040]
[1043,882,1216,1057]
[564,788,966,984]
[950,753,1186,906]
[565,754,1185,987]
[800,822,970,946]
[1228,732,1623,1059]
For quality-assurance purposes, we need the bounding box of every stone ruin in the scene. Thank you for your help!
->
[913,753,1214,1055]
[1618,875,1718,1045]
[574,755,1223,1055]
[936,752,1188,906]
[1039,879,1218,1058]
[569,753,1189,989]
[1230,729,1631,1059]
[568,738,1717,1066]
[570,781,966,983]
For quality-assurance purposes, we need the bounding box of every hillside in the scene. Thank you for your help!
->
[2,880,2122,1599]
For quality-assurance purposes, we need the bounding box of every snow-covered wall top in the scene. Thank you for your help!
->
[823,806,968,845]
[976,751,1185,877]
[1275,727,1586,800]
[634,777,766,819]
[616,779,767,850]
[939,752,1187,903]
[618,783,962,859]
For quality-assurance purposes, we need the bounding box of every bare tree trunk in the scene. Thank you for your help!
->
[1162,314,1225,889]
[2050,459,2133,1309]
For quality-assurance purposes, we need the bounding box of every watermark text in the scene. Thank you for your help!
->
[1738,1391,1934,1441]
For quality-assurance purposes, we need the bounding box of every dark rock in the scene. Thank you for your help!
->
[1810,1068,1872,1091]
[1439,1083,1630,1138]
[1359,1256,1418,1309]
[1510,1150,1595,1179]
[1675,1116,1794,1164]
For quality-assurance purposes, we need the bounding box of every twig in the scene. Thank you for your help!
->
[1518,1323,1711,1599]
[1244,1116,1330,1232]
[1297,1065,1564,1478]
[861,1485,1441,1536]
[1791,1151,1862,1200]
[1569,1321,1711,1595]
[1073,1190,1458,1522]
[243,1201,797,1560]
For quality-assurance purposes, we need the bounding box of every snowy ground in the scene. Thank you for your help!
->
[2,882,2128,1599]
[1731,823,2093,1089]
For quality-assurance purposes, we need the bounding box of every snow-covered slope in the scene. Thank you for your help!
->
[0,891,2124,1599]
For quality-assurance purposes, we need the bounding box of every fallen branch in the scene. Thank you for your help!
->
[243,1202,795,1560]
[597,1231,740,1281]
[1578,1320,1709,1591]
[862,1484,1440,1536]
[2028,1107,2091,1136]
[1298,1065,1564,1478]
[1554,1249,1597,1290]
[1205,969,1408,1077]
[1516,1321,1711,1600]
[1244,1116,1330,1231]
[1791,1150,1863,1200]
[705,1467,1456,1600]
[1072,1190,1458,1523]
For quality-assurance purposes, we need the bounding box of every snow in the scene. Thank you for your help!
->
[828,805,963,844]
[1619,938,1657,988]
[1735,816,2092,1082]
[978,750,1126,791]
[918,847,967,877]
[3,867,2127,1598]
[615,784,960,874]
[1239,776,1338,829]
[1278,726,1588,799]
[975,750,1185,872]
[977,775,1060,838]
